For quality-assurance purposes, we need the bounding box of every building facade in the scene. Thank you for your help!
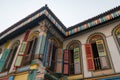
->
[0,5,120,80]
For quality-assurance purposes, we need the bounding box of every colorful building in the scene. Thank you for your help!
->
[0,5,120,80]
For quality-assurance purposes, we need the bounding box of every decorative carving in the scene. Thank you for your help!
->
[39,19,64,41]
[39,19,49,32]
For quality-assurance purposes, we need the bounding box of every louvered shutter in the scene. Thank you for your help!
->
[15,30,30,67]
[0,49,10,72]
[14,42,27,67]
[96,40,109,69]
[96,40,106,56]
[63,49,69,75]
[74,48,81,74]
[56,48,63,73]
[35,34,43,55]
[85,44,95,70]
[43,33,49,66]
[23,30,30,41]
[40,33,47,55]
[48,41,54,66]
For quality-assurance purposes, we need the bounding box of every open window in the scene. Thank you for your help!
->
[113,26,120,48]
[3,41,20,71]
[85,33,110,71]
[65,40,82,75]
[22,31,39,66]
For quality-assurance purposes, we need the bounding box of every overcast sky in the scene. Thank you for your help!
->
[0,0,120,33]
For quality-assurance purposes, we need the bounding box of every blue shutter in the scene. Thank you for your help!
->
[43,32,50,66]
[9,76,14,80]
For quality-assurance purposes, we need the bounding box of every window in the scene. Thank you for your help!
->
[14,30,39,67]
[47,38,59,72]
[65,40,81,75]
[85,33,110,71]
[3,41,20,71]
[22,31,39,66]
[113,26,120,46]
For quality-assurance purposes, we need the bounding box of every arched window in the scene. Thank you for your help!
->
[85,33,110,71]
[3,41,20,71]
[113,26,120,47]
[22,31,39,66]
[47,37,61,72]
[65,40,81,75]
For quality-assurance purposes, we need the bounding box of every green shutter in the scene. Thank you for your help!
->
[15,56,23,67]
[35,35,43,54]
[40,33,47,54]
[96,40,106,56]
[74,48,81,74]
[15,41,27,67]
[0,49,10,72]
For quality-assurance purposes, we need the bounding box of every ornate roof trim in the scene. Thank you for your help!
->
[0,5,120,39]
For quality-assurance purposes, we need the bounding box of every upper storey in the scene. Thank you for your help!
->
[0,5,120,44]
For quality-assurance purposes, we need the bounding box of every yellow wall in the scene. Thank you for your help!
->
[14,72,28,80]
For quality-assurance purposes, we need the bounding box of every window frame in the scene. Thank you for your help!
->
[66,40,82,75]
[87,33,111,71]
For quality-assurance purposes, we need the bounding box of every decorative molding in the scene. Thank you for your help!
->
[17,66,30,73]
[1,6,120,41]
[39,19,64,41]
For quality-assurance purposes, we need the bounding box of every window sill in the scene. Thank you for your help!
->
[92,68,112,72]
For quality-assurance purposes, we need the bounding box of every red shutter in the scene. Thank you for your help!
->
[14,41,27,67]
[23,30,30,41]
[85,44,95,70]
[63,49,69,75]
[56,48,63,73]
[14,30,31,67]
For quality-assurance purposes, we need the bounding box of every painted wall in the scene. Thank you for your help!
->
[9,25,42,73]
[63,20,120,78]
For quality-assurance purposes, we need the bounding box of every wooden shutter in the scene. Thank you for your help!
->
[56,48,63,73]
[63,49,69,75]
[47,39,53,67]
[14,42,27,67]
[49,41,54,67]
[100,56,110,69]
[85,44,95,70]
[29,38,38,61]
[35,34,43,55]
[43,38,49,66]
[96,40,106,56]
[96,40,110,69]
[40,33,47,55]
[74,48,81,74]
[0,49,10,72]
[43,34,49,66]
[22,41,31,66]
[23,30,30,41]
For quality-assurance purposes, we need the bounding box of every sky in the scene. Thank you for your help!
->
[0,0,120,33]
